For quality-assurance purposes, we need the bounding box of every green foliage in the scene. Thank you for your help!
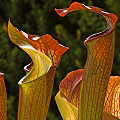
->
[7,96,16,120]
[0,0,120,119]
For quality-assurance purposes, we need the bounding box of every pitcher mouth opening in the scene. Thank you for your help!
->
[24,62,33,73]
[84,27,110,44]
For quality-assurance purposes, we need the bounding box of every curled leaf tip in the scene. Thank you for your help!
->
[27,33,69,67]
[55,8,68,17]
[8,20,68,68]
[8,21,69,80]
[55,2,118,44]
[55,2,118,120]
[8,20,52,84]
[8,20,68,119]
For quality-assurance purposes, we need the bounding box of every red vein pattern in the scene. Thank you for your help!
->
[102,111,119,120]
[104,76,120,118]
[8,20,69,68]
[56,71,120,120]
[55,69,83,120]
[28,34,69,67]
[55,2,118,120]
[8,20,68,120]
[81,30,116,120]
[18,68,56,120]
[0,73,7,120]
[59,69,83,108]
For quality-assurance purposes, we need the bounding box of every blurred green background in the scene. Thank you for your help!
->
[0,0,120,119]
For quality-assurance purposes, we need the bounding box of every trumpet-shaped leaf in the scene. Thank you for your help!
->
[8,20,68,120]
[55,2,119,120]
[55,70,120,120]
[0,73,7,120]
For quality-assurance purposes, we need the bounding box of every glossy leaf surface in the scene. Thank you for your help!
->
[56,71,120,120]
[8,20,68,120]
[55,91,78,120]
[104,76,120,118]
[55,69,83,120]
[55,2,118,120]
[0,73,7,120]
[59,69,83,108]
